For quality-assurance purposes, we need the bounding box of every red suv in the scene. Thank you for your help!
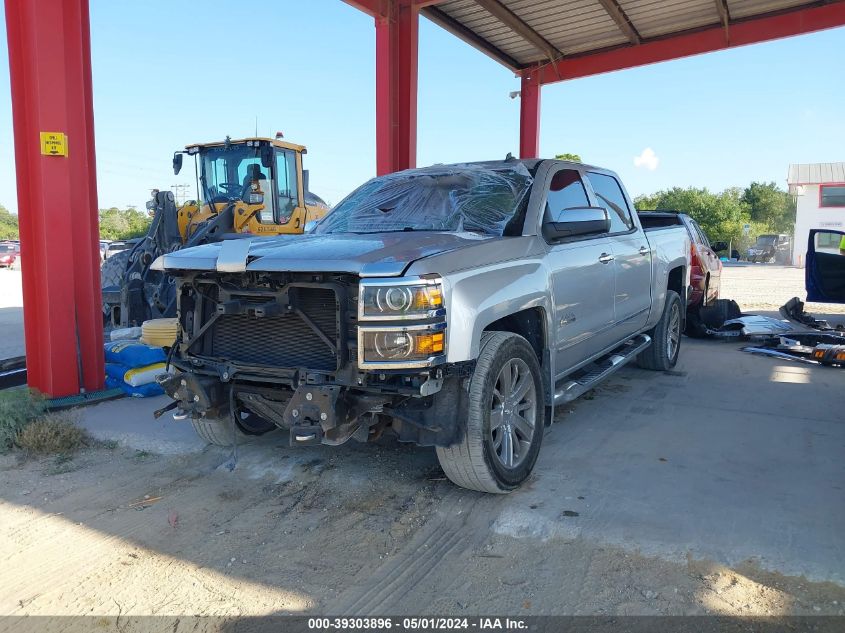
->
[0,242,18,268]
[638,212,725,335]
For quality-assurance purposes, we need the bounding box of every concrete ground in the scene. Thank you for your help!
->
[0,269,24,359]
[0,265,844,616]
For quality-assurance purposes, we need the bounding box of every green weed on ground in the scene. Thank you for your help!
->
[0,389,46,453]
[0,390,90,457]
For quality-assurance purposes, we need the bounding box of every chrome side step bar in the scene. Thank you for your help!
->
[553,334,652,405]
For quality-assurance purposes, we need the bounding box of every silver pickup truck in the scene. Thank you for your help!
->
[153,159,689,493]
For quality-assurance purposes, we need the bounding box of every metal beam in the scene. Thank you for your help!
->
[535,2,845,85]
[596,0,641,45]
[375,0,419,175]
[715,0,731,42]
[421,6,520,71]
[519,74,541,159]
[341,0,383,18]
[343,0,446,17]
[5,0,105,397]
[473,0,564,62]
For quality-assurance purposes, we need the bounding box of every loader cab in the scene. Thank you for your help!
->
[191,138,302,227]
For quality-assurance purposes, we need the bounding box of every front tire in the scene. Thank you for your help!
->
[191,417,247,446]
[638,290,682,371]
[436,332,545,494]
[191,409,276,446]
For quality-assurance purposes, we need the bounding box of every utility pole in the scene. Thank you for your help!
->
[170,184,191,206]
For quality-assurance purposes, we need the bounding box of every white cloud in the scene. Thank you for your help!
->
[633,147,659,171]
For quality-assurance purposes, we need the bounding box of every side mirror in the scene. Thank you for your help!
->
[172,153,183,175]
[543,206,609,241]
[303,220,318,234]
[260,144,274,169]
[711,241,728,252]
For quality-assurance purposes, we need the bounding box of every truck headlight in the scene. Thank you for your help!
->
[359,279,444,320]
[358,325,446,367]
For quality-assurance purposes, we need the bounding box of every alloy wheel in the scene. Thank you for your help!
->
[489,358,536,469]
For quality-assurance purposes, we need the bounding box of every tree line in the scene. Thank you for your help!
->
[0,204,153,241]
[634,182,795,250]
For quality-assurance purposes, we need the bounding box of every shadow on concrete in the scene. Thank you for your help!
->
[1,335,843,616]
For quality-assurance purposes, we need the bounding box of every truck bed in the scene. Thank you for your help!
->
[637,211,685,231]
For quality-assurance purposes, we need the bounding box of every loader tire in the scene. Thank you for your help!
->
[435,331,544,494]
[638,290,682,371]
[100,249,130,292]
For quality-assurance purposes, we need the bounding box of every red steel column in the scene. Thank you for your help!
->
[5,0,104,396]
[519,73,541,159]
[375,0,419,175]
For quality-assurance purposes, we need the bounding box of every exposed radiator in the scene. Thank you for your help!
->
[211,287,340,371]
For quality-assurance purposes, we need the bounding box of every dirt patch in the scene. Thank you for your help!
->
[2,441,842,616]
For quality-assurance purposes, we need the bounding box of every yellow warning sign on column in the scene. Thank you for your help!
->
[40,132,68,156]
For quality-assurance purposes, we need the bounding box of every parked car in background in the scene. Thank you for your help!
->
[153,159,690,493]
[0,242,19,268]
[103,238,140,260]
[747,233,791,264]
[637,211,725,336]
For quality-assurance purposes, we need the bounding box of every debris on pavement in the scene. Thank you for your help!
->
[719,315,798,337]
[741,346,821,365]
[128,495,163,508]
[694,296,845,367]
[741,334,845,367]
[780,297,845,332]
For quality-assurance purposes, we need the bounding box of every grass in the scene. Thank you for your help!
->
[0,390,90,457]
[0,388,46,453]
[16,411,89,456]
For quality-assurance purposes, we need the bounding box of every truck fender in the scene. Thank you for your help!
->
[443,262,554,364]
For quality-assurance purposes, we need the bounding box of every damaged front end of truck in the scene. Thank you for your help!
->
[158,269,472,448]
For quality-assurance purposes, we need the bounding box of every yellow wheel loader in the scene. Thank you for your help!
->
[101,136,329,327]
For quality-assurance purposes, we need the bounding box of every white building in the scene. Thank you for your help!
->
[787,162,845,267]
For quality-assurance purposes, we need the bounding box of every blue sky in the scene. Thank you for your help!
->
[1,1,843,212]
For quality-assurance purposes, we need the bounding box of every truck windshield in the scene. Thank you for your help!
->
[315,163,533,236]
[754,236,777,247]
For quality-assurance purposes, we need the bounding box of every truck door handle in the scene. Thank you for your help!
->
[639,246,649,256]
[598,253,614,264]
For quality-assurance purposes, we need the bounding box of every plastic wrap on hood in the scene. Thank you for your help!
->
[316,163,533,236]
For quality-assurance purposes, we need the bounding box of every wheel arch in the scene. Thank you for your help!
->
[482,306,552,406]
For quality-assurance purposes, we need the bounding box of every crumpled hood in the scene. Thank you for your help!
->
[152,231,499,277]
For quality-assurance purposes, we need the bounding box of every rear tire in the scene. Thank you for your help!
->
[698,298,741,331]
[638,290,682,371]
[436,332,545,494]
[684,307,708,338]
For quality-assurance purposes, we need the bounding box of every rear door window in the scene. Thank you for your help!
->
[586,172,634,233]
[690,220,710,247]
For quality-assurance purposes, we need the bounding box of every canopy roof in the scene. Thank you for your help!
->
[418,0,845,80]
